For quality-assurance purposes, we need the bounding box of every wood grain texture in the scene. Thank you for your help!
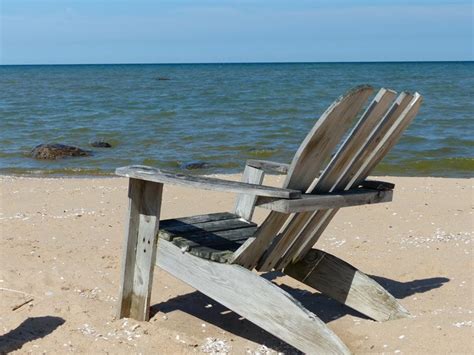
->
[229,211,290,268]
[284,85,374,191]
[273,91,413,269]
[258,89,395,271]
[117,178,163,321]
[233,165,265,220]
[156,239,350,354]
[284,249,410,322]
[159,217,255,241]
[334,92,414,190]
[158,214,257,262]
[232,86,373,269]
[113,87,423,353]
[161,224,256,245]
[115,165,301,199]
[310,88,398,193]
[246,159,290,174]
[350,93,423,187]
[279,93,422,268]
[255,188,393,213]
[159,212,236,228]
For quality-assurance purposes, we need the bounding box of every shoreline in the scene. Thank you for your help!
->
[1,172,473,180]
[1,175,472,353]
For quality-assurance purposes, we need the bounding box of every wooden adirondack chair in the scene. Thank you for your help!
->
[115,86,423,354]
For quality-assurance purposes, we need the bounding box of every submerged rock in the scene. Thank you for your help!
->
[89,140,112,148]
[31,144,92,160]
[182,161,211,170]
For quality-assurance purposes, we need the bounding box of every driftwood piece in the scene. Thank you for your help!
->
[12,298,34,311]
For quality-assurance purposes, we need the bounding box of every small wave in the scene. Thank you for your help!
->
[0,151,26,158]
[260,107,301,116]
[247,147,279,158]
[144,111,177,119]
[0,167,114,177]
[142,159,181,169]
[213,161,241,170]
[376,158,474,178]
[1,62,473,178]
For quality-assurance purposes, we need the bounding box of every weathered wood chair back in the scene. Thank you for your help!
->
[232,86,423,271]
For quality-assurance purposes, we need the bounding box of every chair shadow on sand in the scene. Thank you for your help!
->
[0,316,65,354]
[150,273,449,353]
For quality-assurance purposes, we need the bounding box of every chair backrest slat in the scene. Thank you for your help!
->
[333,92,414,190]
[231,86,373,269]
[350,93,423,187]
[284,85,374,190]
[312,88,398,193]
[257,88,398,271]
[275,93,422,269]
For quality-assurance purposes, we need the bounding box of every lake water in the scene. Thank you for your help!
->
[0,62,472,177]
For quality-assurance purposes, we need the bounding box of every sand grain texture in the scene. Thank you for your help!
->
[0,175,472,354]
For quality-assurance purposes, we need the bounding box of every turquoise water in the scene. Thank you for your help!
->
[0,62,472,177]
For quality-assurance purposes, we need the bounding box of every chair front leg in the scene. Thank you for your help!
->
[117,178,163,321]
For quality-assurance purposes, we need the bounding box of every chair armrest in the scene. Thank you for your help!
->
[255,188,393,213]
[246,159,290,174]
[115,165,301,199]
[359,179,395,191]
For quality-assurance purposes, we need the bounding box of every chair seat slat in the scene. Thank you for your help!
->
[158,213,257,262]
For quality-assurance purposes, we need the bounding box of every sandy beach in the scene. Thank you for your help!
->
[0,174,472,354]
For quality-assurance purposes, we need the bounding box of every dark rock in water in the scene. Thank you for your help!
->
[182,161,211,170]
[31,144,92,160]
[156,77,171,81]
[90,140,112,148]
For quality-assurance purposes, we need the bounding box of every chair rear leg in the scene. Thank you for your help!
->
[117,178,163,321]
[284,249,410,322]
[156,239,350,354]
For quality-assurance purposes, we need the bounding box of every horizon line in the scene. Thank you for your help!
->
[1,59,473,67]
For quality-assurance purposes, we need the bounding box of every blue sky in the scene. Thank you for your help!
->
[1,0,472,64]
